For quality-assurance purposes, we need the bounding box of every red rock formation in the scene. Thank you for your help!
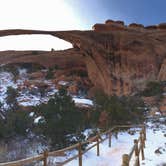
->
[128,23,144,28]
[93,22,126,31]
[105,19,125,26]
[0,20,166,96]
[158,23,166,29]
[28,71,45,79]
[105,19,115,24]
[145,25,158,30]
[158,59,166,81]
[115,20,125,26]
[0,49,85,69]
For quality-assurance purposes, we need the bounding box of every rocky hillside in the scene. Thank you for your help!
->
[0,20,166,96]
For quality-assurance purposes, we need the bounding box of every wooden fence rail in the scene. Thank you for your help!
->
[122,126,146,166]
[0,124,146,166]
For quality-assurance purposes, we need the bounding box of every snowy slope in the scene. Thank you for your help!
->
[0,70,93,109]
[0,70,56,108]
[1,69,165,166]
[66,131,140,166]
[47,116,166,166]
[1,116,165,165]
[0,72,17,109]
[141,117,166,166]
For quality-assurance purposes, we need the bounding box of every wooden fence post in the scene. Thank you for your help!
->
[141,130,145,148]
[134,139,139,156]
[97,134,100,156]
[141,144,145,161]
[115,130,118,139]
[78,143,82,166]
[134,139,140,166]
[143,125,146,140]
[140,132,145,160]
[108,131,112,147]
[122,154,129,166]
[142,127,146,149]
[43,150,48,166]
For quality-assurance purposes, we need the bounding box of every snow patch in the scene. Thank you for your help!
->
[58,81,69,86]
[73,98,93,106]
[34,116,45,124]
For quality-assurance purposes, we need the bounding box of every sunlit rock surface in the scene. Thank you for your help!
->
[0,20,166,96]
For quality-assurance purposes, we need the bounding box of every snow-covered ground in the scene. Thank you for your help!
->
[0,72,17,108]
[0,70,57,108]
[65,131,140,166]
[0,136,48,163]
[73,97,93,106]
[46,116,166,166]
[0,69,93,109]
[1,68,165,166]
[1,116,165,165]
[140,117,166,166]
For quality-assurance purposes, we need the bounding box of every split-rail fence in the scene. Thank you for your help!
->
[0,124,146,166]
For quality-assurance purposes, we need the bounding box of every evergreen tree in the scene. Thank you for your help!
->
[36,87,84,149]
[6,86,19,111]
[93,91,145,125]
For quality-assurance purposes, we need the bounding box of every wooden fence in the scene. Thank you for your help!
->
[0,125,146,166]
[122,126,146,166]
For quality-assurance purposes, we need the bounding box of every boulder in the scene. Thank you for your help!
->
[128,23,144,28]
[143,96,158,105]
[93,23,125,32]
[158,23,166,29]
[105,19,115,24]
[145,25,158,30]
[29,71,45,79]
[115,20,125,26]
[23,80,31,87]
[149,106,160,116]
[68,84,78,95]
[160,105,166,115]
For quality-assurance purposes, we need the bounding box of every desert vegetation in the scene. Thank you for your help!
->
[0,85,146,152]
[141,81,164,97]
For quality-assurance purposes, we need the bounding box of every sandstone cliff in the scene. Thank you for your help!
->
[0,20,166,96]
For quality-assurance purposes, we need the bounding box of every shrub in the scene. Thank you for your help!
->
[70,70,88,77]
[0,65,19,82]
[38,86,46,97]
[7,66,19,82]
[45,67,54,79]
[53,65,59,70]
[0,117,6,138]
[34,87,85,149]
[0,110,33,139]
[6,86,19,111]
[141,81,163,97]
[32,51,39,55]
[5,110,32,137]
[93,91,145,125]
[20,63,44,73]
[46,65,60,72]
[0,102,3,110]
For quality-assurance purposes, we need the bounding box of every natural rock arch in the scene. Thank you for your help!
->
[0,21,166,96]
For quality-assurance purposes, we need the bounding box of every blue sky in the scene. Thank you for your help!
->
[1,0,165,30]
[66,0,166,28]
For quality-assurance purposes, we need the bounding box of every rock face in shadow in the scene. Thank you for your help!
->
[0,20,166,96]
